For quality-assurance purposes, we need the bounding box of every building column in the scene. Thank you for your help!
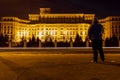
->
[86,40,89,47]
[39,40,42,47]
[102,40,105,47]
[24,40,26,47]
[70,37,73,47]
[70,41,73,47]
[9,40,12,48]
[54,40,57,47]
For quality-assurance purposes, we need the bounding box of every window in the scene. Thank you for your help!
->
[42,32,44,35]
[55,32,57,35]
[61,31,64,35]
[73,32,75,35]
[80,31,82,35]
[85,32,86,35]
[61,28,64,30]
[41,28,44,30]
[80,28,82,30]
[70,32,72,35]
[67,32,69,35]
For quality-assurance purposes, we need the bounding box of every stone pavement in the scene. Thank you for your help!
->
[0,53,120,80]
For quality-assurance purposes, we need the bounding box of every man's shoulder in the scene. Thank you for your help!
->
[98,23,103,26]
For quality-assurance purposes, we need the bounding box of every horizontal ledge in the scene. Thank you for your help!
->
[0,47,120,53]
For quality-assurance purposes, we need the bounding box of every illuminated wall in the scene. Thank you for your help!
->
[1,8,120,42]
[99,16,120,39]
[15,23,90,42]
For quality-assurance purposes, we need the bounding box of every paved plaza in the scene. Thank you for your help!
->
[0,51,120,80]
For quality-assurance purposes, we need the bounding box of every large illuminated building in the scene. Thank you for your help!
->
[0,8,120,43]
[99,16,120,39]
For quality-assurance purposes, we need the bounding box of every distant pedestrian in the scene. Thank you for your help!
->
[88,17,105,63]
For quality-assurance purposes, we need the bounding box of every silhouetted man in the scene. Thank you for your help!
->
[88,17,105,63]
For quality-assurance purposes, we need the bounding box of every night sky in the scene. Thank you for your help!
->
[0,0,120,19]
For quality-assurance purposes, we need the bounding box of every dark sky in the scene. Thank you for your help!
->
[0,0,120,19]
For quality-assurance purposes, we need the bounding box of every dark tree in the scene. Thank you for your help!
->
[105,35,119,47]
[74,33,82,42]
[36,37,40,47]
[19,36,24,47]
[43,36,54,47]
[31,35,37,47]
[111,35,119,47]
[4,35,9,42]
[105,37,110,47]
[27,38,32,47]
[70,37,73,42]
[73,33,84,47]
[31,35,36,43]
[0,34,9,47]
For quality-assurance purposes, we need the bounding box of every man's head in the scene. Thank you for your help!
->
[93,17,99,23]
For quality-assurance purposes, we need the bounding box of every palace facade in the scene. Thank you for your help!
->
[0,8,120,42]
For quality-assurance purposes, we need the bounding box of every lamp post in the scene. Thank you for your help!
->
[39,32,42,47]
[85,37,89,47]
[23,31,27,47]
[70,37,73,47]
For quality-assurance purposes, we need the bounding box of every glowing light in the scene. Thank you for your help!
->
[23,31,28,37]
[82,31,85,35]
[17,31,28,38]
[50,31,53,35]
[38,32,42,39]
[17,32,20,36]
[63,31,67,35]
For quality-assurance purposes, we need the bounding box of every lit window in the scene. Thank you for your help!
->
[80,28,82,30]
[67,32,69,35]
[80,32,82,35]
[73,32,75,35]
[42,32,44,35]
[55,32,57,35]
[61,28,64,30]
[61,31,64,35]
[70,32,72,35]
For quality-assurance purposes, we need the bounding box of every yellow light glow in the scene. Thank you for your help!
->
[82,31,85,35]
[63,31,67,35]
[17,32,20,36]
[38,32,42,39]
[50,31,53,35]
